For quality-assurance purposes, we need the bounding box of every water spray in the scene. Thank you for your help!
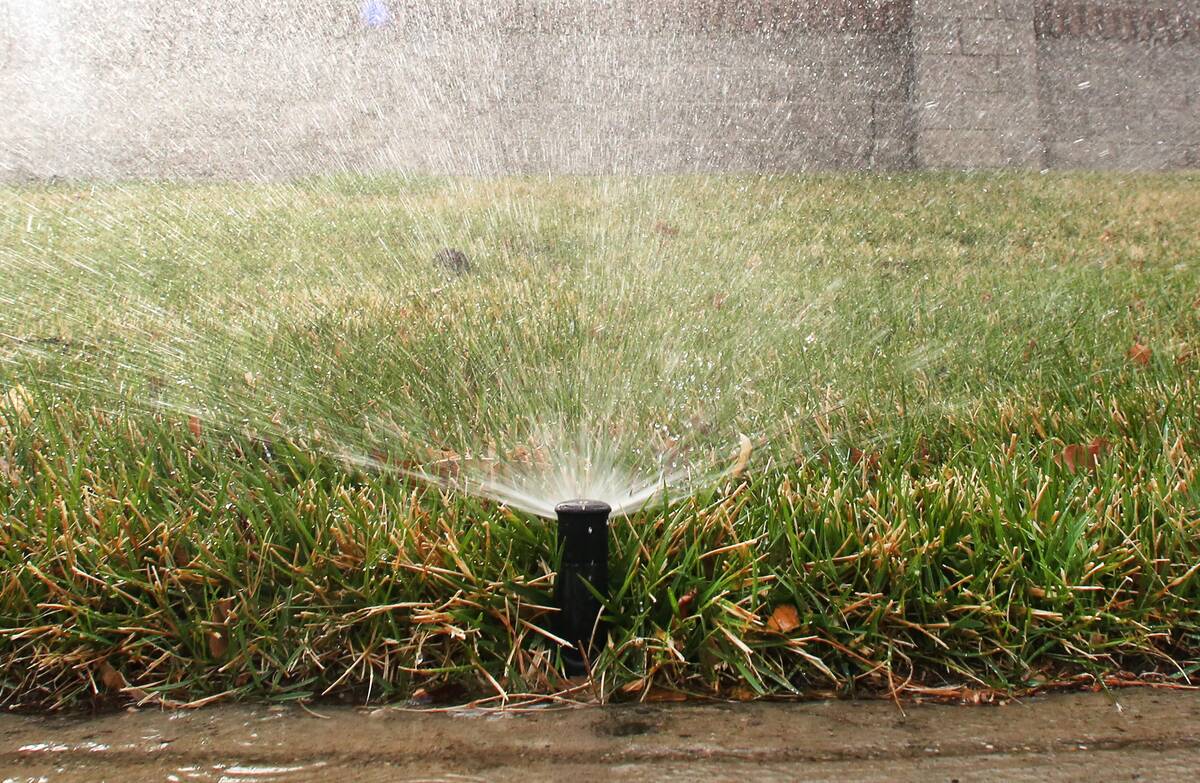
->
[553,499,610,676]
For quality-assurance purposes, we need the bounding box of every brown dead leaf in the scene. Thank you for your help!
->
[0,385,33,429]
[914,435,934,465]
[642,686,688,703]
[1087,437,1111,462]
[1167,435,1187,467]
[1060,443,1086,473]
[243,371,257,389]
[208,631,228,659]
[767,604,801,634]
[98,660,127,692]
[0,456,19,487]
[96,659,175,707]
[653,220,680,238]
[208,597,234,659]
[619,677,648,695]
[676,589,698,618]
[213,597,233,624]
[1058,438,1109,474]
[1128,342,1152,367]
[409,681,467,705]
[850,447,881,473]
[730,433,752,478]
[188,415,203,439]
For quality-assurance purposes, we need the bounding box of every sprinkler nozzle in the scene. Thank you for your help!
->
[554,499,611,676]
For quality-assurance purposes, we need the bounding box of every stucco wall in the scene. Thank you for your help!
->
[0,1,1195,178]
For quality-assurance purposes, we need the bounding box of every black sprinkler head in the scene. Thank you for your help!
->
[554,499,611,676]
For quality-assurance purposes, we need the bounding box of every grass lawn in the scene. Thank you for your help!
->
[1,173,1199,709]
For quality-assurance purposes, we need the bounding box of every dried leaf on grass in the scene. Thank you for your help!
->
[617,675,688,702]
[1128,342,1152,367]
[730,433,752,478]
[767,604,801,634]
[1058,437,1111,474]
[98,660,126,692]
[676,589,698,618]
[0,385,34,429]
[409,682,469,705]
[914,435,934,465]
[726,685,758,701]
[642,686,688,703]
[0,456,19,487]
[97,660,186,709]
[207,597,234,659]
[619,677,647,694]
[206,631,226,660]
[1166,435,1188,467]
[1060,444,1086,473]
[850,447,881,472]
[653,220,680,238]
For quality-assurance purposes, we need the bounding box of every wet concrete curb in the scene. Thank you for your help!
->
[2,690,1199,781]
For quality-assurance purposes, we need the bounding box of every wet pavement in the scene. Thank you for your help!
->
[2,689,1198,782]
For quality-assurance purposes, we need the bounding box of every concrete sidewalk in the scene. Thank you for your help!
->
[2,690,1198,782]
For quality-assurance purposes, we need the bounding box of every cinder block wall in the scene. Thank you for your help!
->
[913,0,1200,169]
[912,0,1041,167]
[1036,1,1200,169]
[0,1,1195,178]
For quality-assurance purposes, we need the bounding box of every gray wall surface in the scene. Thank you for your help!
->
[0,1,1196,178]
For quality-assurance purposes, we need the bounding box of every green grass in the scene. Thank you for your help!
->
[1,173,1199,709]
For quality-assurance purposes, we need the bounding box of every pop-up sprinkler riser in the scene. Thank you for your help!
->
[553,499,611,676]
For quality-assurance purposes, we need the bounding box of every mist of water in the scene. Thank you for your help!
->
[0,1,1116,517]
